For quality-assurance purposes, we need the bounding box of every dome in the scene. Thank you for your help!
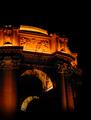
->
[20,25,48,35]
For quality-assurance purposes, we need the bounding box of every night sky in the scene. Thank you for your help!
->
[0,2,90,113]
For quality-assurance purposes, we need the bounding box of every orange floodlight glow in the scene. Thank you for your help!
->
[2,71,16,114]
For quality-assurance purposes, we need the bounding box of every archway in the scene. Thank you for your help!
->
[21,69,53,92]
[19,69,54,112]
[21,96,39,112]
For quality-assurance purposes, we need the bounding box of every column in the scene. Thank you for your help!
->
[61,72,67,111]
[67,82,74,112]
[2,58,16,115]
[57,63,67,111]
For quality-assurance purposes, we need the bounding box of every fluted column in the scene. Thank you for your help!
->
[57,62,75,112]
[57,63,67,111]
[3,70,16,113]
[1,57,16,115]
[67,82,74,111]
[61,72,67,111]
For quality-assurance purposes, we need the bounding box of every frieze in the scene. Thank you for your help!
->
[19,36,50,53]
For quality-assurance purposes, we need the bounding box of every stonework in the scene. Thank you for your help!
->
[0,25,81,113]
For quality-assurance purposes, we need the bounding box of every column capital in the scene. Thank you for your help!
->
[0,56,20,70]
[57,62,78,76]
[57,63,67,74]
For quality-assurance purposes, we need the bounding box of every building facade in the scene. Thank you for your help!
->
[0,25,81,113]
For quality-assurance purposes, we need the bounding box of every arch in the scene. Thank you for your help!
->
[21,96,39,112]
[21,69,53,92]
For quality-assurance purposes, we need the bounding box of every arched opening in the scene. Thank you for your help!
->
[21,96,39,112]
[21,69,53,92]
[17,69,54,112]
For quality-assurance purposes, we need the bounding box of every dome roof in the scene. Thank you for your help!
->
[20,25,48,35]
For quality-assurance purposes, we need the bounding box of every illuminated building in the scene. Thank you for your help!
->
[0,25,81,113]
